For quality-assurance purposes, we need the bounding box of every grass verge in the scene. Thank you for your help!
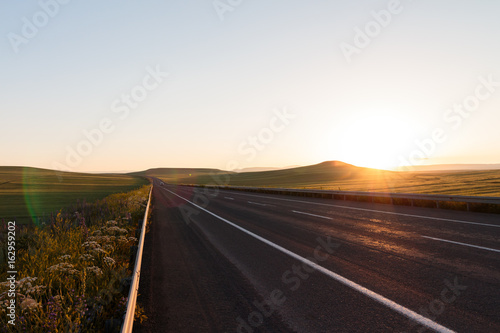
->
[0,185,151,332]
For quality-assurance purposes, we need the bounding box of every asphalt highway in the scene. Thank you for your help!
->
[135,179,500,332]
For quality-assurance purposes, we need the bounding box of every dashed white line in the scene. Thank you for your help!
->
[225,197,235,200]
[163,187,455,333]
[222,191,499,228]
[248,201,274,207]
[292,210,332,220]
[422,236,500,253]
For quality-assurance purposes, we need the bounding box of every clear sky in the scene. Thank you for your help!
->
[1,0,500,172]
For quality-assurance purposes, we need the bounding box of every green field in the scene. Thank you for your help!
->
[143,161,500,197]
[3,162,498,225]
[0,166,149,224]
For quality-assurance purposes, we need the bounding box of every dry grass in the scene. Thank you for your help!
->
[150,162,500,197]
[0,185,151,332]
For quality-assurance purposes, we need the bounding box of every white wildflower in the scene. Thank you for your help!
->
[58,254,71,262]
[17,277,38,293]
[47,263,79,275]
[17,277,37,286]
[103,257,116,267]
[86,266,103,276]
[20,298,40,311]
[106,220,118,227]
[104,226,128,236]
[90,235,114,244]
[91,248,108,256]
[117,236,128,244]
[27,285,46,296]
[83,240,101,250]
[79,254,94,261]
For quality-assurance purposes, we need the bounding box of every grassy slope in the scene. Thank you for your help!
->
[0,166,149,223]
[152,161,500,197]
[130,167,234,184]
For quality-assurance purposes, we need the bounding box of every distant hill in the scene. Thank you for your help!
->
[178,161,394,187]
[146,161,500,197]
[235,166,300,173]
[132,161,384,186]
[130,167,234,183]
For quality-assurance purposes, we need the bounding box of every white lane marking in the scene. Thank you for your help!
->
[247,201,274,207]
[292,210,332,220]
[220,191,499,228]
[163,187,456,333]
[422,236,500,254]
[225,197,235,200]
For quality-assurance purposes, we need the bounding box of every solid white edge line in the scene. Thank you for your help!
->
[292,210,333,220]
[163,187,456,333]
[422,236,500,253]
[224,191,499,228]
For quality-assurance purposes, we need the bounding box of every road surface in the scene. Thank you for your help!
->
[135,180,500,332]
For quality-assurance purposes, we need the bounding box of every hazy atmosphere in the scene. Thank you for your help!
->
[2,2,500,332]
[2,1,500,172]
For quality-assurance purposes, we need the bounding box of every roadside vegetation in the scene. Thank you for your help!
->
[0,185,151,332]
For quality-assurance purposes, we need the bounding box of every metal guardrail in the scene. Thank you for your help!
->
[190,185,500,212]
[121,185,153,333]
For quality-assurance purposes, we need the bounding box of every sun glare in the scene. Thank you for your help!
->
[335,114,416,170]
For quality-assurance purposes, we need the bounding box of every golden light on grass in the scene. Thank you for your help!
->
[0,186,151,331]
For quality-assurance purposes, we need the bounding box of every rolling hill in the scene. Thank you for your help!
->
[143,161,500,197]
[0,166,148,224]
[208,161,391,187]
[139,161,397,187]
[3,160,499,226]
[129,167,235,183]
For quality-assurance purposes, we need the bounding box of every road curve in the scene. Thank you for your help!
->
[135,180,500,332]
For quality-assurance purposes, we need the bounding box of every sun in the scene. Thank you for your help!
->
[334,114,416,170]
